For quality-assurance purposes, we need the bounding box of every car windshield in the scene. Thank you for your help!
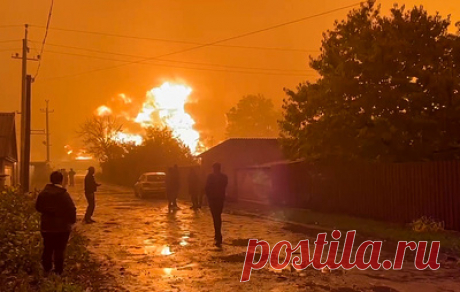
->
[146,175,165,182]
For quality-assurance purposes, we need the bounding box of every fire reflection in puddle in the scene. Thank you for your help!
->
[180,231,190,246]
[161,245,173,255]
[143,239,174,255]
[163,267,175,276]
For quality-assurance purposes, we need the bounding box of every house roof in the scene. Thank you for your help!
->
[0,113,18,163]
[238,159,303,169]
[198,138,281,158]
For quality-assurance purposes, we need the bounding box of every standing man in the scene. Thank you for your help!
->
[170,164,180,209]
[68,168,76,187]
[166,167,175,211]
[188,168,201,209]
[61,169,69,189]
[205,163,228,247]
[36,171,76,275]
[84,166,101,224]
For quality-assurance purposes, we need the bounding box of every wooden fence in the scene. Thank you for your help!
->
[270,161,460,231]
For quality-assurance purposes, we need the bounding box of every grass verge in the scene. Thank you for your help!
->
[228,202,460,254]
[0,187,125,292]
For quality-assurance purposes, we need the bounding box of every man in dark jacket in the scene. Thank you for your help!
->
[68,168,76,187]
[84,166,100,223]
[36,171,76,275]
[167,165,180,210]
[205,163,228,247]
[188,168,201,209]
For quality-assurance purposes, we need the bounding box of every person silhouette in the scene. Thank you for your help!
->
[84,167,101,224]
[68,168,76,187]
[205,163,228,247]
[36,171,76,275]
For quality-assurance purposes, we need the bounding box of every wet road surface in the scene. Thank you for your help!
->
[69,184,459,292]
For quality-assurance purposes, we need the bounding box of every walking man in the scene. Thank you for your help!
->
[84,166,101,224]
[68,168,76,187]
[36,171,76,275]
[205,163,228,247]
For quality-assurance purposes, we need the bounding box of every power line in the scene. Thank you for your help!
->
[0,25,22,29]
[43,45,314,72]
[37,2,359,80]
[34,0,54,80]
[42,50,317,79]
[0,39,21,44]
[0,48,20,52]
[31,27,319,53]
[45,42,320,60]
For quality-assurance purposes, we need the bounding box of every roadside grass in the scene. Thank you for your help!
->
[0,188,124,292]
[229,203,460,254]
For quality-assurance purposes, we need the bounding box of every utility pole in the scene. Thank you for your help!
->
[12,24,39,193]
[40,100,54,162]
[20,75,32,192]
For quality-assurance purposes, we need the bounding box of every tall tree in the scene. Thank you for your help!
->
[280,2,460,162]
[226,94,280,138]
[78,116,125,162]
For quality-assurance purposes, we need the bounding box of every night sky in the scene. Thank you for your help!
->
[1,0,459,161]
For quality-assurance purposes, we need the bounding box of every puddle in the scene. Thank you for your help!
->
[160,245,173,255]
[142,244,174,255]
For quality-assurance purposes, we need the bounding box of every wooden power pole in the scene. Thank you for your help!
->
[12,24,38,193]
[40,100,54,162]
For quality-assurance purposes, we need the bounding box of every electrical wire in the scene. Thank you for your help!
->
[43,50,318,79]
[31,27,319,53]
[38,2,360,80]
[43,45,314,72]
[34,0,54,80]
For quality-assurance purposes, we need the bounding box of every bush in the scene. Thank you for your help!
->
[411,216,445,233]
[0,187,42,288]
[0,188,122,291]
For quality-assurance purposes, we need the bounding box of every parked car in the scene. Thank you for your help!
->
[134,172,167,199]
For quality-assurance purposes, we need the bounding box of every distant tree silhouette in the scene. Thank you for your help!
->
[101,127,196,186]
[226,94,280,138]
[281,1,460,162]
[78,116,125,163]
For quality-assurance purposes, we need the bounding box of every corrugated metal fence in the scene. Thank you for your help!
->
[270,161,460,231]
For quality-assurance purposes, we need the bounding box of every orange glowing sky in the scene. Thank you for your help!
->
[0,0,459,161]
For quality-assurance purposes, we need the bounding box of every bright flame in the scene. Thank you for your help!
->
[75,149,93,160]
[76,154,93,161]
[116,93,132,104]
[113,132,143,146]
[77,82,203,157]
[135,82,200,153]
[96,105,112,117]
[65,145,94,160]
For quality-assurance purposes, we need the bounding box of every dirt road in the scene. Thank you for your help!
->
[69,184,459,292]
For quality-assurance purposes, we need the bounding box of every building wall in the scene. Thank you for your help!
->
[236,167,272,204]
[0,159,15,189]
[200,143,284,201]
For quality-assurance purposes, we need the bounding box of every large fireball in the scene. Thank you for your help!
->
[135,83,199,153]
